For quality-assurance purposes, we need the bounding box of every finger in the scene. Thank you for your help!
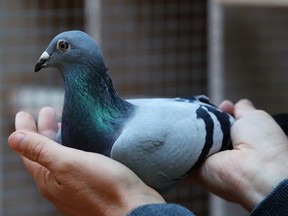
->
[21,156,50,184]
[9,131,76,202]
[193,150,231,190]
[8,130,137,182]
[8,131,69,171]
[21,156,59,202]
[38,107,59,140]
[234,99,256,119]
[15,111,37,132]
[218,100,234,115]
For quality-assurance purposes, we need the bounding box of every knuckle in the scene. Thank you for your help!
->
[28,139,45,163]
[37,182,50,197]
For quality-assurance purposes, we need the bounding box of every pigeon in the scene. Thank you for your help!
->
[33,30,285,190]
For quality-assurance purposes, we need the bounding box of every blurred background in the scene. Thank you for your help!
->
[0,0,287,215]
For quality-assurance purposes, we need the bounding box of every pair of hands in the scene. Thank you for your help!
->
[8,99,288,215]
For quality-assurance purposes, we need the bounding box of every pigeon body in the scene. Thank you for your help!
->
[111,97,233,188]
[35,30,235,189]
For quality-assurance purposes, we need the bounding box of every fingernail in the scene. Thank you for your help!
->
[8,132,27,153]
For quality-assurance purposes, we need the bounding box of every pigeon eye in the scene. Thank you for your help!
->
[57,40,70,52]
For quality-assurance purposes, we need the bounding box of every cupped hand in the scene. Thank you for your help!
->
[197,99,288,211]
[8,107,165,216]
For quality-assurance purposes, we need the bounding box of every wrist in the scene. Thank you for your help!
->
[240,157,288,211]
[250,179,288,215]
[125,186,166,213]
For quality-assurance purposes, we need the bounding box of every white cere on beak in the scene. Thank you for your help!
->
[39,51,50,61]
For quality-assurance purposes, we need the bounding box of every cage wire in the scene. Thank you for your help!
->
[0,1,208,215]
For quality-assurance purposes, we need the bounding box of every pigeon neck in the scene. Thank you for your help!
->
[64,66,132,118]
[60,65,133,155]
[62,66,133,131]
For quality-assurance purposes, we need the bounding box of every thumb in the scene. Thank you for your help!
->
[8,130,68,171]
[234,99,256,119]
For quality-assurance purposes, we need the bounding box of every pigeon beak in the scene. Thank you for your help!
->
[35,51,52,72]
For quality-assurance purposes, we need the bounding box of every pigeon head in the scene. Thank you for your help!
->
[35,30,106,74]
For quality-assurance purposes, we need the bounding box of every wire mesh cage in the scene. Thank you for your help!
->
[0,0,208,215]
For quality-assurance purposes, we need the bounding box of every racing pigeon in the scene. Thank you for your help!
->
[34,30,238,189]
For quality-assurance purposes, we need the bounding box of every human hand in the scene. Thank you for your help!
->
[8,107,165,216]
[197,99,288,211]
